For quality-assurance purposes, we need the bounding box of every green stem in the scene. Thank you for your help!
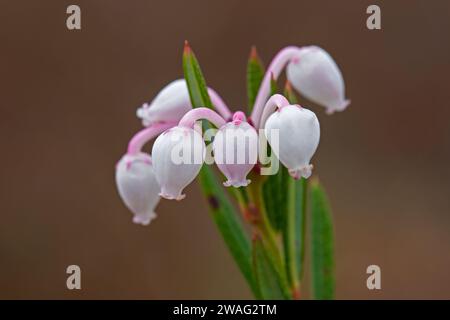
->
[284,177,309,299]
[298,178,308,282]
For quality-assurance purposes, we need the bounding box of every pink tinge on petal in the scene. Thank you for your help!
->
[223,179,251,188]
[159,189,186,201]
[232,111,246,126]
[289,164,313,180]
[132,211,157,226]
[326,99,350,115]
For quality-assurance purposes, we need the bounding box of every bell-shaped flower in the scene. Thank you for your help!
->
[115,152,160,226]
[213,112,258,187]
[264,104,320,179]
[151,126,205,200]
[136,79,192,126]
[287,46,350,114]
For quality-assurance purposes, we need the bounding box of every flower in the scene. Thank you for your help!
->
[137,79,192,126]
[213,112,258,187]
[136,79,232,126]
[287,46,350,114]
[263,98,320,179]
[115,152,160,225]
[151,126,205,200]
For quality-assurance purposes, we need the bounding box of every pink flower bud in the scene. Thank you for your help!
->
[264,105,320,179]
[213,112,258,187]
[137,79,192,126]
[287,46,350,114]
[115,153,160,226]
[151,126,205,200]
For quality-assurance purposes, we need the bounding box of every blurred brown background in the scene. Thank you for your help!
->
[1,0,449,299]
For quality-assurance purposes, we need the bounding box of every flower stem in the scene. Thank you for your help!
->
[250,46,301,127]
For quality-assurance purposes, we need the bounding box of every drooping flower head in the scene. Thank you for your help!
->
[261,94,320,179]
[152,126,205,200]
[287,46,350,114]
[115,153,160,225]
[137,79,232,126]
[136,79,193,126]
[213,111,258,187]
[151,107,227,199]
[251,46,349,127]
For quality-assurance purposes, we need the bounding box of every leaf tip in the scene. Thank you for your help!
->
[249,45,259,60]
[184,40,191,54]
[284,79,292,92]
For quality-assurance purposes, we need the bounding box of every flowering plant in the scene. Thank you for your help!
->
[116,42,349,299]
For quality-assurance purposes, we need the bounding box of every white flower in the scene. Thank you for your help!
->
[213,112,258,187]
[287,46,350,114]
[152,126,205,200]
[115,152,160,226]
[264,105,320,179]
[136,79,192,126]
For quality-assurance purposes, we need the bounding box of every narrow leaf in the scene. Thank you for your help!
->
[182,41,213,109]
[261,76,288,231]
[246,46,265,112]
[283,80,298,104]
[198,167,257,296]
[310,179,335,299]
[252,235,291,300]
[280,85,304,297]
[182,41,258,296]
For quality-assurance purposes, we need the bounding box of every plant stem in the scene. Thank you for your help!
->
[298,178,308,282]
[284,177,299,296]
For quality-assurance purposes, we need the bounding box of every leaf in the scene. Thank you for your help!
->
[252,235,291,300]
[283,80,298,104]
[182,41,213,109]
[182,41,258,296]
[262,166,289,231]
[198,167,257,296]
[246,46,265,112]
[261,76,289,231]
[310,179,335,300]
[294,178,308,282]
[279,85,304,297]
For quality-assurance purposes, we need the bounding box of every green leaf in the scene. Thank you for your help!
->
[295,178,308,282]
[182,41,213,109]
[262,166,289,231]
[310,180,335,300]
[252,235,291,300]
[198,167,257,296]
[182,41,258,296]
[270,73,278,96]
[246,46,265,112]
[261,76,288,231]
[283,81,298,104]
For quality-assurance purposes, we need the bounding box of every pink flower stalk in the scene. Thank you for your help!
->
[152,108,226,200]
[262,94,320,179]
[251,46,349,127]
[137,79,231,126]
[213,111,258,187]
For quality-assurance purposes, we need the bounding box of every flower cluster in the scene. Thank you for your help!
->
[116,45,348,225]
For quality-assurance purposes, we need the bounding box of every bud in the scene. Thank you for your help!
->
[213,112,258,187]
[152,126,205,200]
[287,46,349,114]
[136,79,192,126]
[264,105,320,179]
[115,153,160,226]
